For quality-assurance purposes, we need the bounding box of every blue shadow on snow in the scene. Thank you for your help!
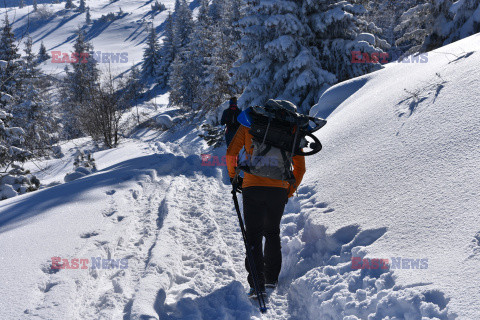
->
[0,153,219,234]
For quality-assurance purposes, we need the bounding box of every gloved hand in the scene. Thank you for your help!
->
[230,176,243,193]
[287,185,296,198]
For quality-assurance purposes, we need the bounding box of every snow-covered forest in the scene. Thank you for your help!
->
[0,0,479,319]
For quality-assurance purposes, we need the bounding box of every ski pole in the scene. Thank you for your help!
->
[231,178,267,314]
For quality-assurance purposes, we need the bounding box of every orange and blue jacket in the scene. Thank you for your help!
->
[226,125,306,198]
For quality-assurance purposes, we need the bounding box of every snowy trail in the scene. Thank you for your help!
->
[126,160,260,319]
[9,133,459,319]
[16,133,271,319]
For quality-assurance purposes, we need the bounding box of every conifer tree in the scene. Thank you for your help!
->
[172,0,194,53]
[233,0,384,113]
[168,0,196,110]
[124,64,144,123]
[395,0,453,54]
[0,15,21,101]
[65,0,75,9]
[11,37,56,156]
[141,24,161,80]
[446,0,480,44]
[0,106,31,171]
[157,12,175,87]
[23,37,40,80]
[79,0,86,12]
[33,0,38,11]
[201,0,242,112]
[19,0,25,9]
[0,66,32,178]
[151,0,166,12]
[38,42,50,62]
[62,30,99,137]
[361,0,419,49]
[86,7,92,24]
[169,0,210,110]
[304,0,384,83]
[0,103,39,200]
[10,86,57,157]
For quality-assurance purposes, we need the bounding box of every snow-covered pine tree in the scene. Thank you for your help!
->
[157,12,175,87]
[395,0,453,55]
[0,104,40,201]
[230,0,265,103]
[22,36,40,81]
[172,0,194,54]
[86,7,92,24]
[141,24,161,81]
[151,0,166,12]
[361,0,420,49]
[79,0,86,12]
[0,103,30,171]
[61,30,99,138]
[209,0,225,23]
[201,0,243,112]
[0,15,21,103]
[233,0,383,113]
[303,0,384,83]
[33,0,38,11]
[170,0,212,111]
[157,0,193,89]
[19,0,25,9]
[232,0,335,113]
[169,48,201,111]
[65,0,75,9]
[8,36,58,157]
[0,87,39,200]
[38,42,50,62]
[124,64,144,123]
[168,0,196,110]
[64,30,99,104]
[10,85,58,157]
[446,0,480,44]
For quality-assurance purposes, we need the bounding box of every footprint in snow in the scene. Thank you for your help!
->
[80,231,100,238]
[102,209,116,217]
[41,261,61,275]
[282,221,455,319]
[468,231,480,259]
[39,281,60,293]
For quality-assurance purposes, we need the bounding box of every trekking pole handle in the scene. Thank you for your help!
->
[232,167,242,190]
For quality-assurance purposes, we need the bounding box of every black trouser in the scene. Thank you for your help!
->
[242,186,287,290]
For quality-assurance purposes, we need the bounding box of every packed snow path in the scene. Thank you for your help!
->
[3,135,454,320]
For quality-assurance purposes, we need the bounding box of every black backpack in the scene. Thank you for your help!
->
[238,100,326,184]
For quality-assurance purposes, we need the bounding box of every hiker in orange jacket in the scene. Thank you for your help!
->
[226,120,306,293]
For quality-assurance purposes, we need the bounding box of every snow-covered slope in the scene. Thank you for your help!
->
[2,0,189,76]
[303,33,480,319]
[0,21,479,320]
